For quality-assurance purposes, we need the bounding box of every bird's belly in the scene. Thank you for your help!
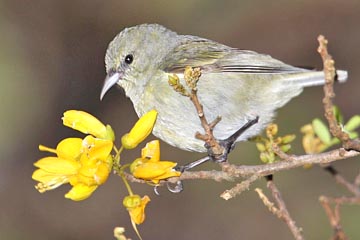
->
[150,97,271,152]
[135,74,273,152]
[135,73,302,152]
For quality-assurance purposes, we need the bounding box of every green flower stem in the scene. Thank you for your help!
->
[113,145,124,165]
[120,164,133,196]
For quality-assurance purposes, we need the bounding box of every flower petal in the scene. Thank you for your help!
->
[65,184,98,201]
[32,168,67,183]
[34,157,80,175]
[94,162,111,185]
[62,110,113,140]
[123,195,150,225]
[131,195,150,225]
[121,110,157,149]
[131,161,180,183]
[82,135,113,161]
[76,160,111,186]
[56,138,83,160]
[141,140,160,162]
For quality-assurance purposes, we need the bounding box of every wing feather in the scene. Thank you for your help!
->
[161,36,308,74]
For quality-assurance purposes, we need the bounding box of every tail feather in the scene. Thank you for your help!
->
[336,70,348,83]
[288,69,348,87]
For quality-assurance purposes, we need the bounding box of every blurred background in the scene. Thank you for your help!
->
[1,0,359,239]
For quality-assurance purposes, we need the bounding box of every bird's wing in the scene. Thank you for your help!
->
[162,36,308,74]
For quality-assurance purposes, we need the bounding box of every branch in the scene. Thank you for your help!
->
[324,166,360,197]
[124,148,359,185]
[169,67,225,157]
[256,179,304,240]
[318,35,360,151]
[319,194,360,240]
[221,174,260,200]
[220,148,358,178]
[319,196,348,240]
[316,35,360,239]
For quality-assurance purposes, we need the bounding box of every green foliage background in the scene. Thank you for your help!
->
[1,0,359,239]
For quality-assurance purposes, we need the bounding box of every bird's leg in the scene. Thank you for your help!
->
[165,117,259,193]
[206,116,259,163]
[174,156,211,172]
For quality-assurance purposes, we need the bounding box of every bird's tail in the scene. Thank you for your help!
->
[287,69,348,87]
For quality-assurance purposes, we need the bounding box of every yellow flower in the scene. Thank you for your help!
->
[131,160,180,184]
[63,110,115,141]
[73,135,113,186]
[130,140,181,184]
[123,195,150,225]
[121,109,158,149]
[33,138,82,192]
[32,135,113,201]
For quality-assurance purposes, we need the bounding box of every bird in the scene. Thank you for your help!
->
[100,23,347,154]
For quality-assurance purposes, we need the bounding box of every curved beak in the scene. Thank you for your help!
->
[100,71,123,100]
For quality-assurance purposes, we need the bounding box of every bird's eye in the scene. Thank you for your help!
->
[124,54,134,64]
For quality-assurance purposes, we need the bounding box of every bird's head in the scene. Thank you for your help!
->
[100,24,177,100]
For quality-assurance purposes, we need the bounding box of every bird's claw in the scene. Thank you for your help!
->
[162,117,259,193]
[206,116,259,162]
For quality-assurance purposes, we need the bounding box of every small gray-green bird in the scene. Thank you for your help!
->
[101,24,347,153]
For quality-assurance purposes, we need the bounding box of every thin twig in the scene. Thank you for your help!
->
[319,196,348,240]
[320,166,360,240]
[220,174,260,200]
[221,148,359,177]
[324,166,360,197]
[334,174,360,197]
[256,180,304,240]
[184,67,224,157]
[268,180,304,240]
[317,35,360,151]
[255,188,281,216]
[272,143,296,161]
[324,196,360,205]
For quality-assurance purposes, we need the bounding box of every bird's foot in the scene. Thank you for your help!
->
[174,156,211,173]
[206,116,259,163]
[163,116,259,194]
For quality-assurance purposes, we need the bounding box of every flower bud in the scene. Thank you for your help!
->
[121,110,158,149]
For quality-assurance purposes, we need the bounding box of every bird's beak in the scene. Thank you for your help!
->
[100,71,123,100]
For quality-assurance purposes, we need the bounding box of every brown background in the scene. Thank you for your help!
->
[1,0,359,239]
